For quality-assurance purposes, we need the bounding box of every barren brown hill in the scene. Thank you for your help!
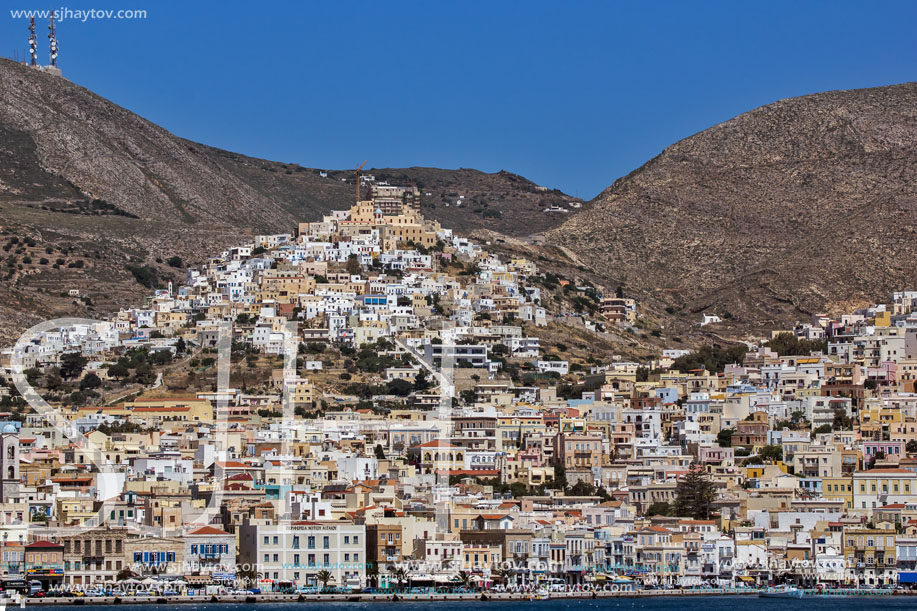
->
[548,82,917,331]
[0,58,579,343]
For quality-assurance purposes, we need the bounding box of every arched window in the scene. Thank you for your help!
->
[7,466,14,479]
[6,446,13,460]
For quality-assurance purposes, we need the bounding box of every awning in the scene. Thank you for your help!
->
[738,576,755,582]
[899,572,917,584]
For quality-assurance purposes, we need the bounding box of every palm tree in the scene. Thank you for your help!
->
[492,567,512,588]
[367,563,379,588]
[387,566,408,591]
[453,570,473,590]
[316,569,334,592]
[512,553,528,587]
[237,567,263,589]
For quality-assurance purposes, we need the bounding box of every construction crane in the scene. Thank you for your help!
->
[355,160,367,204]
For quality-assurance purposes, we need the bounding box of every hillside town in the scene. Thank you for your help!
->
[3,190,917,597]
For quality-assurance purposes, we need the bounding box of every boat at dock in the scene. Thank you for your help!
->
[759,585,804,599]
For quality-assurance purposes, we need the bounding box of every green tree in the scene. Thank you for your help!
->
[366,563,379,588]
[45,371,63,390]
[716,428,735,448]
[60,351,88,379]
[452,570,473,589]
[647,502,671,516]
[492,567,513,586]
[374,444,386,460]
[765,332,828,357]
[23,368,41,386]
[388,566,407,590]
[346,254,362,275]
[79,372,102,390]
[671,344,748,374]
[832,408,854,431]
[108,363,130,380]
[868,450,886,470]
[387,379,414,396]
[316,569,334,591]
[567,480,596,496]
[414,368,431,391]
[126,264,158,288]
[672,465,716,519]
[134,363,156,385]
[758,444,784,463]
[551,461,567,489]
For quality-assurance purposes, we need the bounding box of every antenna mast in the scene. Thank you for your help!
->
[28,17,38,66]
[48,11,58,67]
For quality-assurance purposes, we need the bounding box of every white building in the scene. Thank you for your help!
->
[238,519,366,589]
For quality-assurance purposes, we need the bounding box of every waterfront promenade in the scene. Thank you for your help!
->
[14,587,908,605]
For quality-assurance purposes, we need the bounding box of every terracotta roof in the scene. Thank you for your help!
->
[414,439,461,449]
[187,526,230,536]
[26,540,63,549]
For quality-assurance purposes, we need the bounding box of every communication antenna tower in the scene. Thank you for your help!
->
[48,11,58,67]
[28,17,38,66]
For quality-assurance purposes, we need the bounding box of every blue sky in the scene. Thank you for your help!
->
[3,0,915,199]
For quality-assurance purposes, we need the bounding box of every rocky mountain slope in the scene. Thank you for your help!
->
[549,82,917,332]
[0,58,579,344]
